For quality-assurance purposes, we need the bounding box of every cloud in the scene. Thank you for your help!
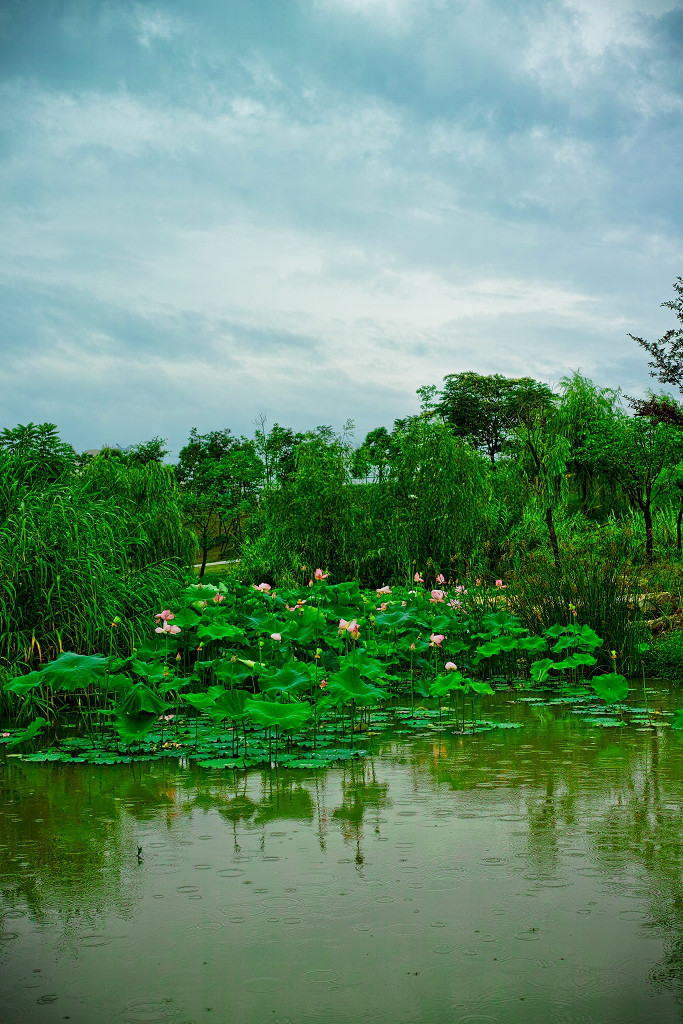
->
[0,0,682,450]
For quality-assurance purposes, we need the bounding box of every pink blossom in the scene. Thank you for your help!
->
[158,714,175,722]
[430,633,445,647]
[436,573,446,585]
[414,572,424,583]
[378,602,388,611]
[445,661,457,671]
[156,622,181,635]
[320,679,328,689]
[430,589,446,603]
[270,633,282,642]
[314,568,329,580]
[1,732,9,738]
[213,592,225,604]
[454,585,467,594]
[376,585,392,595]
[475,578,481,586]
[155,609,175,622]
[495,579,506,589]
[449,599,462,610]
[339,617,360,640]
[253,582,272,592]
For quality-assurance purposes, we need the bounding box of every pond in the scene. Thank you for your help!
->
[2,690,683,1024]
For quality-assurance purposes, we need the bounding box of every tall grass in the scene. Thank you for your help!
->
[0,454,194,674]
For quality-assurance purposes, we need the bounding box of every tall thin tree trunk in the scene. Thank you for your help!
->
[644,502,654,567]
[545,506,560,569]
[677,499,683,555]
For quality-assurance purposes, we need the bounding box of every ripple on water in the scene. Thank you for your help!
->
[121,997,187,1023]
[78,934,112,948]
[302,970,342,986]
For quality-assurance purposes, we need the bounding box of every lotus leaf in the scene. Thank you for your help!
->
[590,673,629,705]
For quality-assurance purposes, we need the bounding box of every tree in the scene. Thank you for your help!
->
[253,417,304,487]
[351,427,394,483]
[630,278,683,390]
[434,373,555,466]
[177,428,263,576]
[512,399,568,568]
[582,405,683,566]
[558,372,621,516]
[0,422,75,488]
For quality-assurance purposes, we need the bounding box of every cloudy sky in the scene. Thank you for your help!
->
[2,0,682,453]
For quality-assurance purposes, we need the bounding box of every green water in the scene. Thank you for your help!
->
[2,693,683,1023]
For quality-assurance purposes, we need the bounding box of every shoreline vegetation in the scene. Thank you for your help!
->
[3,284,683,753]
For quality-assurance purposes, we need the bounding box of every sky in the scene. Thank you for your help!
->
[1,0,682,455]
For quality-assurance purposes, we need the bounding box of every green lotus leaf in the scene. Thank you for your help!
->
[39,652,109,692]
[467,679,495,696]
[117,682,170,717]
[517,635,547,653]
[198,622,246,643]
[530,658,555,683]
[258,662,312,697]
[184,692,218,712]
[6,716,48,747]
[4,671,43,695]
[114,713,159,743]
[212,688,251,722]
[244,698,313,731]
[326,666,386,706]
[589,673,629,705]
[671,709,683,731]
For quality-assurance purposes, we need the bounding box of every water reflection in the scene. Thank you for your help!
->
[2,696,683,1022]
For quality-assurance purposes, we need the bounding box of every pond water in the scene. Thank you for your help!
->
[2,691,683,1024]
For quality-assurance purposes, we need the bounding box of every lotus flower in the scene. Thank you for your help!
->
[320,679,328,688]
[270,632,282,642]
[449,599,462,610]
[454,585,467,594]
[430,633,445,647]
[376,585,392,595]
[213,592,225,603]
[495,579,506,589]
[339,618,360,640]
[253,582,272,592]
[436,573,445,585]
[156,622,181,635]
[445,661,457,671]
[155,609,175,622]
[430,589,445,603]
[414,572,424,583]
[378,602,388,611]
[314,568,329,580]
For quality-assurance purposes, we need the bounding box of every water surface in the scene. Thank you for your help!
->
[2,694,683,1023]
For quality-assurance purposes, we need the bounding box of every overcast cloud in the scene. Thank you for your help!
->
[1,0,682,453]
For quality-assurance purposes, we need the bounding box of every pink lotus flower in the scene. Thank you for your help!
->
[253,582,272,592]
[436,573,445,585]
[156,621,181,635]
[430,589,445,603]
[449,599,462,610]
[378,602,388,611]
[445,661,457,671]
[376,585,392,595]
[155,609,175,622]
[213,592,225,603]
[430,633,445,647]
[454,585,467,594]
[475,578,481,586]
[495,579,506,589]
[414,572,424,583]
[339,618,360,640]
[158,714,175,722]
[314,568,329,580]
[270,632,282,642]
[320,679,328,689]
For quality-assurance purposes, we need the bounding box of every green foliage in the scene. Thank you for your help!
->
[0,429,192,672]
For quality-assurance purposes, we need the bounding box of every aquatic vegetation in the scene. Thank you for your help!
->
[1,573,668,770]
